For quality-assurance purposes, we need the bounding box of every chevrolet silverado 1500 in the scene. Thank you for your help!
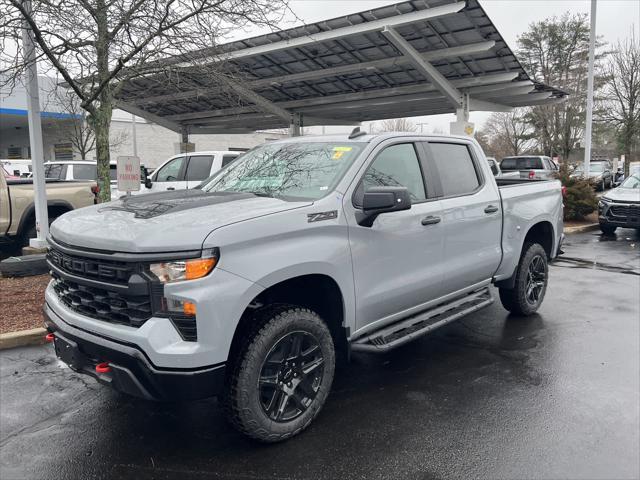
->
[43,133,564,442]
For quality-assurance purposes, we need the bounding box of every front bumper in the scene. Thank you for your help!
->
[598,200,640,227]
[44,302,226,401]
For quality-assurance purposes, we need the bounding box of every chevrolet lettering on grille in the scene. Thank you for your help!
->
[48,249,131,283]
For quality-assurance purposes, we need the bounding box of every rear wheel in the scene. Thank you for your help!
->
[224,305,335,443]
[499,243,548,316]
[599,223,617,235]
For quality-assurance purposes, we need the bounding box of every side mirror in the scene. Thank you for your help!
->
[356,186,411,227]
[145,178,152,189]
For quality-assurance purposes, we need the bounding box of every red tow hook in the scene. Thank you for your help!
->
[95,362,112,374]
[45,333,55,343]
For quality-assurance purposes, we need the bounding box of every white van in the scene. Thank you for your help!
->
[43,160,148,201]
[145,151,242,193]
[1,159,32,178]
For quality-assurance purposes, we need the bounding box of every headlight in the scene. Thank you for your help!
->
[150,249,219,283]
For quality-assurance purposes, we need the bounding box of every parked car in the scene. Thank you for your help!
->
[44,133,563,442]
[1,167,97,247]
[499,155,559,180]
[598,173,640,234]
[486,157,519,178]
[1,159,32,178]
[145,151,242,193]
[570,161,613,190]
[43,160,149,201]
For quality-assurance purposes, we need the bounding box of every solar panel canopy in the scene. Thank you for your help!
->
[114,0,568,134]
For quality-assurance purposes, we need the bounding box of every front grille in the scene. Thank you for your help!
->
[52,273,152,327]
[47,248,134,285]
[610,205,640,218]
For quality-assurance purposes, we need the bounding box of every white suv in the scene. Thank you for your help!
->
[145,151,242,193]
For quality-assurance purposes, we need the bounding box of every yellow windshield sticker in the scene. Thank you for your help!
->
[332,146,352,160]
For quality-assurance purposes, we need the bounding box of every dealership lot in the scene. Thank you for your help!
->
[1,229,639,480]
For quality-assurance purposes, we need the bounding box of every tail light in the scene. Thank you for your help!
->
[91,184,100,204]
[528,170,535,180]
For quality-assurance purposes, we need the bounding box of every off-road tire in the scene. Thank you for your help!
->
[499,243,548,316]
[223,305,335,443]
[599,223,617,235]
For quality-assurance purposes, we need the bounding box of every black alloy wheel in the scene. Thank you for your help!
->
[258,331,325,422]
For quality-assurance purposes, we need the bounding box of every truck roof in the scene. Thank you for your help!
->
[267,132,476,144]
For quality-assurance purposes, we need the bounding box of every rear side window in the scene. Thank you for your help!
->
[221,154,239,168]
[73,164,97,180]
[44,164,67,179]
[363,143,426,203]
[429,143,480,197]
[186,155,214,181]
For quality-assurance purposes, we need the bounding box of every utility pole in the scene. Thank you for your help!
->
[22,0,48,249]
[583,0,597,178]
[417,122,429,133]
[131,114,138,158]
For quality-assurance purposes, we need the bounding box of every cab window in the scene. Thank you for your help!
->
[362,143,426,203]
[155,156,185,182]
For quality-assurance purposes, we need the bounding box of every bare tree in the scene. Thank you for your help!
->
[374,118,417,133]
[483,110,535,158]
[517,13,607,160]
[601,33,640,175]
[1,0,288,200]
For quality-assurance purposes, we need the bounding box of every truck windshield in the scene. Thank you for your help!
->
[200,142,364,200]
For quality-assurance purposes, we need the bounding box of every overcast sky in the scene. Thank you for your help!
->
[275,0,640,133]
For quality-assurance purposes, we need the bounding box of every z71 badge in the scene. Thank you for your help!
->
[307,210,338,223]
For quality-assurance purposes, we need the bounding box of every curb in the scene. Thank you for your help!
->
[0,327,47,350]
[0,254,48,277]
[564,223,599,234]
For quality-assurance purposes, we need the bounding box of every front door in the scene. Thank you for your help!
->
[346,141,445,332]
[150,156,187,192]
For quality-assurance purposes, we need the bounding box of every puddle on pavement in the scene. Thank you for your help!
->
[553,257,640,276]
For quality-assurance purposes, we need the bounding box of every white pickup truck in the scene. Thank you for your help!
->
[43,133,564,442]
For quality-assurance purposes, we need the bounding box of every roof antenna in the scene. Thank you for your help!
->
[348,127,367,139]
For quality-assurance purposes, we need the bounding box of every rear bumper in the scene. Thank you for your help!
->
[44,302,226,401]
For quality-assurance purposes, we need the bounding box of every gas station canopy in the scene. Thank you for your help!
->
[113,0,568,135]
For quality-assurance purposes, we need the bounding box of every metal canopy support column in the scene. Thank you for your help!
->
[22,0,48,249]
[290,113,302,137]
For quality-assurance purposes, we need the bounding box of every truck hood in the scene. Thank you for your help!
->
[603,187,640,203]
[50,189,311,252]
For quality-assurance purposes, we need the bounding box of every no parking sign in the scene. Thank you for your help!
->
[116,156,141,193]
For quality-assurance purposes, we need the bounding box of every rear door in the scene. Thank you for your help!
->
[149,156,187,192]
[185,154,214,189]
[425,141,502,295]
[346,141,445,330]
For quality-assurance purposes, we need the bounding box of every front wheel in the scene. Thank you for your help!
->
[600,223,617,235]
[223,305,335,443]
[499,243,549,316]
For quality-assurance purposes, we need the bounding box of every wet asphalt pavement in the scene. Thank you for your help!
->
[1,229,639,480]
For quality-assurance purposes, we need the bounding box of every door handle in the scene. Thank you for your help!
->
[166,187,175,191]
[421,215,441,226]
[484,205,499,214]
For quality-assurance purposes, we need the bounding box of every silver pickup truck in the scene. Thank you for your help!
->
[43,133,563,442]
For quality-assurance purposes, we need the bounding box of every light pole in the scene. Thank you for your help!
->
[22,0,48,249]
[583,0,597,178]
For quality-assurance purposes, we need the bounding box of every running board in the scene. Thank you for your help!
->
[351,287,493,353]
